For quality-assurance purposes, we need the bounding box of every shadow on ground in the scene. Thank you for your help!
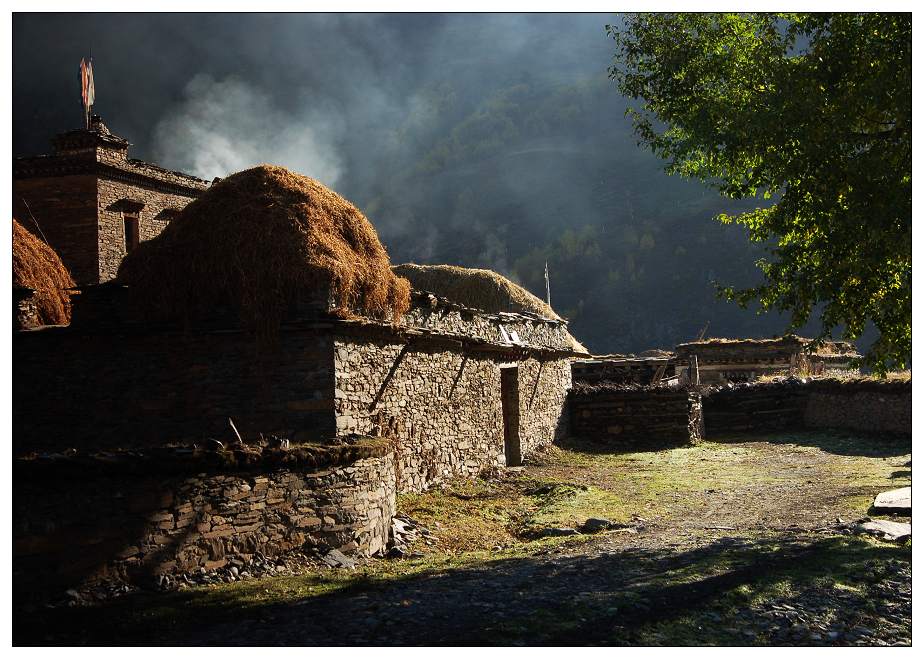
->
[709,430,911,459]
[554,435,693,456]
[14,533,910,646]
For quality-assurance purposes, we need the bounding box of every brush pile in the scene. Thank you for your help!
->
[12,218,75,327]
[117,165,410,339]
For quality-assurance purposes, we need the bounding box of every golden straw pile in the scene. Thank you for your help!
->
[12,218,75,327]
[117,165,411,340]
[393,263,561,320]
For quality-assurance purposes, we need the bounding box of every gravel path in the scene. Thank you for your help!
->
[182,532,910,646]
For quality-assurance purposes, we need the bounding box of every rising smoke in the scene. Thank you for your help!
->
[152,74,345,185]
[13,13,828,353]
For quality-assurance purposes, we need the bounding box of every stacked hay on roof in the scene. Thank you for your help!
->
[393,262,588,353]
[12,218,75,328]
[394,263,560,319]
[117,165,411,339]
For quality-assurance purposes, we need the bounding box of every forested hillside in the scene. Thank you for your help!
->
[353,77,795,354]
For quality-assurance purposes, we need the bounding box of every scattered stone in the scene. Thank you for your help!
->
[581,518,613,533]
[872,487,911,515]
[855,520,911,541]
[321,549,356,569]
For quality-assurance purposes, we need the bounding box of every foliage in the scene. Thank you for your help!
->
[608,13,911,373]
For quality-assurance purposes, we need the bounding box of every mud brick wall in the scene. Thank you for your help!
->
[13,450,395,602]
[805,379,911,435]
[96,177,200,282]
[13,175,100,284]
[333,335,571,492]
[13,327,335,455]
[568,386,703,447]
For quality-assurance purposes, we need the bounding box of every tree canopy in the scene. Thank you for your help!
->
[608,13,911,373]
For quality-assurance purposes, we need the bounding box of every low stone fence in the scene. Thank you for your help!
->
[702,379,810,434]
[804,378,911,435]
[569,384,703,448]
[13,440,395,603]
[702,377,911,436]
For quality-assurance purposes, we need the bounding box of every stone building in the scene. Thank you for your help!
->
[12,115,208,285]
[571,350,680,387]
[13,165,584,594]
[14,165,583,491]
[15,284,579,493]
[674,336,860,384]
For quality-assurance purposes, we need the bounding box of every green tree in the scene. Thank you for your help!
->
[608,13,911,373]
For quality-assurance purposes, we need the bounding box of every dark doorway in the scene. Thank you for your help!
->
[501,366,521,466]
[123,213,140,253]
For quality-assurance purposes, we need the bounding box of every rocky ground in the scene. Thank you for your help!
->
[14,430,911,646]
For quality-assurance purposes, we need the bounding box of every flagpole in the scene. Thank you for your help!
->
[544,262,551,307]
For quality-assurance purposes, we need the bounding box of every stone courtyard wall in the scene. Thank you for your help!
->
[333,334,571,492]
[13,447,395,602]
[702,377,911,436]
[804,379,911,435]
[569,385,703,448]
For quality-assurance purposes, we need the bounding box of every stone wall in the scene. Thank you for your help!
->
[805,379,911,435]
[13,175,100,284]
[571,358,677,386]
[333,334,571,492]
[13,447,395,602]
[13,327,335,455]
[14,125,206,285]
[701,380,810,434]
[568,384,703,448]
[96,177,200,282]
[405,293,578,352]
[702,377,911,436]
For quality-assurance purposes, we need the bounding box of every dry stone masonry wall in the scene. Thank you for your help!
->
[13,449,395,602]
[96,178,201,282]
[702,377,911,436]
[569,385,703,448]
[333,334,570,492]
[404,295,577,352]
[804,379,910,435]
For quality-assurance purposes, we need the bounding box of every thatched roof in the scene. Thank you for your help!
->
[117,165,411,338]
[12,218,75,327]
[393,263,561,320]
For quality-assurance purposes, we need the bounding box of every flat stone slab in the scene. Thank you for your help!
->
[872,487,911,515]
[855,519,911,541]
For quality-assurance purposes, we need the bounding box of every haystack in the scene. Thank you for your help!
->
[117,165,411,338]
[12,218,75,327]
[393,263,561,320]
[394,263,588,353]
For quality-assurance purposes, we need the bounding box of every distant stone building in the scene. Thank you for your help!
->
[571,351,679,387]
[13,115,207,285]
[674,336,860,384]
